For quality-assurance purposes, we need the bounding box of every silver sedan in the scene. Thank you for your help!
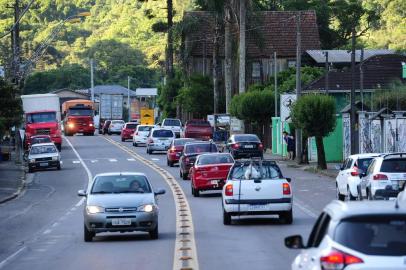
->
[78,172,165,241]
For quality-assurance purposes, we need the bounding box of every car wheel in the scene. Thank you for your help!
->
[167,160,174,167]
[121,138,125,142]
[357,186,363,201]
[56,144,62,152]
[57,163,61,170]
[28,167,34,173]
[280,209,293,224]
[192,183,199,197]
[182,171,188,180]
[347,186,356,201]
[223,209,231,225]
[133,142,137,147]
[336,184,345,201]
[149,224,158,240]
[84,224,95,242]
[367,188,374,200]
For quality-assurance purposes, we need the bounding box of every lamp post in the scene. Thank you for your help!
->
[127,76,131,122]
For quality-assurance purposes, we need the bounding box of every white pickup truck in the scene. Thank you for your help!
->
[161,118,182,138]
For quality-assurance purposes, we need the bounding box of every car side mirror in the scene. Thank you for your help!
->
[154,188,166,196]
[77,190,87,197]
[285,235,305,249]
[286,177,292,183]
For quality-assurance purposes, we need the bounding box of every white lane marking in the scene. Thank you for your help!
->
[151,158,160,161]
[51,222,59,227]
[72,160,80,164]
[0,246,27,269]
[127,158,135,161]
[75,198,85,207]
[90,160,98,163]
[109,158,118,162]
[293,198,318,219]
[43,229,52,235]
[64,137,93,184]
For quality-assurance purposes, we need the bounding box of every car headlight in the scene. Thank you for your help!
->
[29,159,35,163]
[68,123,74,128]
[86,206,104,214]
[89,123,93,127]
[138,204,155,212]
[52,156,58,161]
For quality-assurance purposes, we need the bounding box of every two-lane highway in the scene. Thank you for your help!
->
[0,134,337,270]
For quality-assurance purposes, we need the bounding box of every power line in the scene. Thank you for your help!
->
[1,0,35,39]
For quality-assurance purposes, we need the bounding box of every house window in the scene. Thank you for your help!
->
[252,62,261,78]
[288,60,296,68]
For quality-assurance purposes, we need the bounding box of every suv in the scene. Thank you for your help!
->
[146,128,175,154]
[285,200,406,270]
[161,118,182,138]
[360,153,406,200]
[222,159,292,225]
[336,153,381,201]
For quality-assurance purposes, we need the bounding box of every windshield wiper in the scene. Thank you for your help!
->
[92,191,113,194]
[119,190,145,194]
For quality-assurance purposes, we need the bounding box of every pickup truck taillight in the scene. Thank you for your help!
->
[373,173,388,180]
[283,183,291,195]
[225,183,233,196]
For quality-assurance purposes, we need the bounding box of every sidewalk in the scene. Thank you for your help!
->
[0,151,26,204]
[264,151,339,178]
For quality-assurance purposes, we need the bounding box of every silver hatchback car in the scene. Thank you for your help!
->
[78,172,165,241]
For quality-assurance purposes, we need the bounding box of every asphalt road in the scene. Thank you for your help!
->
[0,134,337,270]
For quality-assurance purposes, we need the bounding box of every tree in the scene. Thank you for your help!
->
[291,94,336,170]
[372,82,406,111]
[0,78,22,137]
[157,70,183,118]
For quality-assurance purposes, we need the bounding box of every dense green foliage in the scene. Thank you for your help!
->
[291,94,336,169]
[0,78,22,137]
[372,83,406,111]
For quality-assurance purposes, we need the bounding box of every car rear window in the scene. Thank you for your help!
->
[229,163,282,180]
[125,124,137,129]
[186,120,210,126]
[185,143,218,154]
[112,120,124,124]
[334,215,406,256]
[174,139,195,146]
[163,119,181,126]
[234,135,260,142]
[91,175,151,194]
[138,126,152,131]
[198,154,234,165]
[380,159,406,173]
[357,158,374,172]
[153,129,174,137]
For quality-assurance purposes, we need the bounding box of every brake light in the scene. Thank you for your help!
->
[283,183,291,195]
[225,184,233,196]
[169,146,176,153]
[373,173,388,180]
[258,143,264,150]
[231,143,240,149]
[320,249,363,270]
[350,167,359,176]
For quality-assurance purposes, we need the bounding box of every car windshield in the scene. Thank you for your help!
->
[185,143,217,154]
[229,162,282,180]
[163,119,181,126]
[357,158,374,172]
[334,215,406,256]
[234,135,260,142]
[198,154,234,165]
[153,130,173,137]
[187,120,210,126]
[30,145,57,155]
[91,175,151,194]
[381,159,406,173]
[138,126,152,132]
[69,109,93,116]
[26,112,56,123]
[174,139,195,146]
[125,124,137,129]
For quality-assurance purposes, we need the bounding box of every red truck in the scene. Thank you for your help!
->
[62,100,95,136]
[183,119,213,140]
[21,94,62,151]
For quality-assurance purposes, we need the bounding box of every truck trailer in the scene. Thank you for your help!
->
[98,94,124,133]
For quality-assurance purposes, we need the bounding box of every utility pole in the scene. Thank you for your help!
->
[166,0,174,79]
[350,26,357,154]
[213,15,220,114]
[274,52,278,117]
[9,0,21,86]
[324,51,329,94]
[239,0,246,94]
[127,76,131,122]
[295,11,303,163]
[90,58,94,102]
[224,6,232,114]
[360,47,364,111]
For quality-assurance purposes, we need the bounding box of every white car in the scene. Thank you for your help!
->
[336,153,380,201]
[27,142,61,173]
[222,159,292,225]
[360,153,406,200]
[108,120,125,134]
[161,118,182,138]
[146,128,175,154]
[132,125,154,146]
[286,200,406,270]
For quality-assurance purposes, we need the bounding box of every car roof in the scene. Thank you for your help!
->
[125,122,138,124]
[31,135,51,138]
[93,172,147,178]
[198,152,232,157]
[347,153,381,159]
[31,142,56,147]
[184,141,214,146]
[324,200,406,221]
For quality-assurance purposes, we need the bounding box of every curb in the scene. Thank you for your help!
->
[0,164,27,204]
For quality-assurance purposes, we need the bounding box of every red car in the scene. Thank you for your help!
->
[190,153,234,197]
[184,119,213,140]
[121,122,138,142]
[166,138,195,167]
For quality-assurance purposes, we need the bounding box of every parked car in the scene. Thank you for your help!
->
[166,138,195,167]
[132,125,154,146]
[179,141,218,180]
[285,200,406,270]
[360,153,406,200]
[190,153,234,197]
[121,122,138,142]
[335,153,381,201]
[27,142,61,173]
[78,172,165,241]
[146,128,175,154]
[226,134,264,159]
[29,135,53,147]
[108,120,125,135]
[161,118,182,138]
[102,120,111,135]
[183,119,213,140]
[222,159,292,225]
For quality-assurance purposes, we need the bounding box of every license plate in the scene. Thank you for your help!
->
[249,204,268,211]
[245,145,254,148]
[39,162,48,167]
[111,218,132,226]
[211,180,218,185]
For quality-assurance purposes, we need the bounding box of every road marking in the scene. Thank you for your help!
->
[90,160,98,163]
[0,246,26,269]
[151,158,160,161]
[293,198,318,219]
[127,158,135,161]
[103,137,199,270]
[75,198,85,207]
[72,160,80,164]
[109,158,118,162]
[42,229,52,235]
[64,137,93,184]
